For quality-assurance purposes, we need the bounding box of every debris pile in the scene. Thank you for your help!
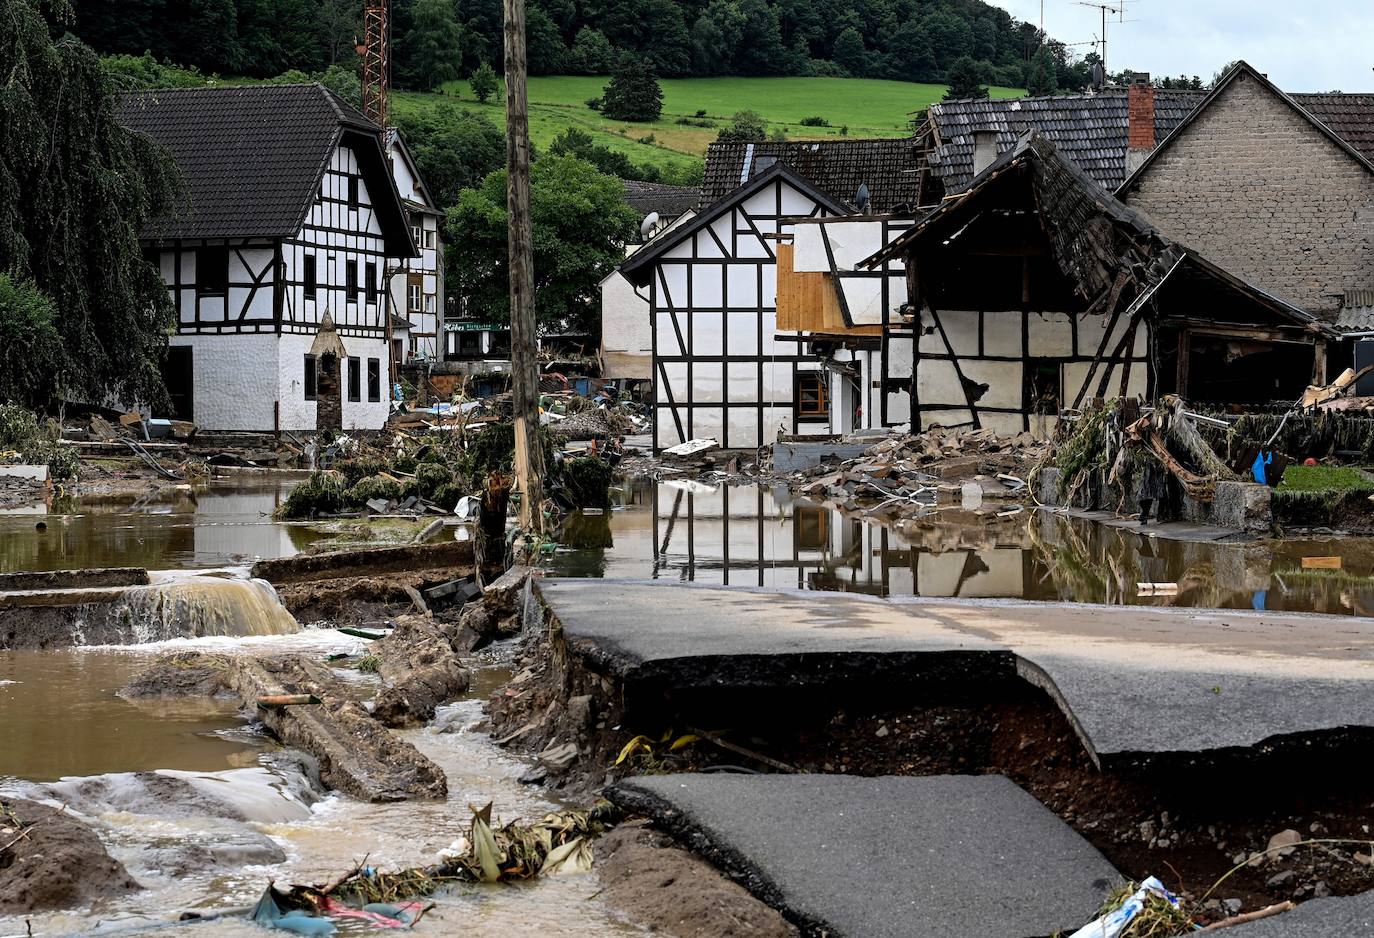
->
[785,427,1045,518]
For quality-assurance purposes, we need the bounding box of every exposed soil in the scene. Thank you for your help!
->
[0,799,140,914]
[596,819,799,938]
[487,631,1374,925]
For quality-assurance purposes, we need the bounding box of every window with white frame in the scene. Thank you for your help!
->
[424,294,436,313]
[423,229,436,249]
[408,281,422,312]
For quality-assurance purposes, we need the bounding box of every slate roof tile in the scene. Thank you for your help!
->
[700,138,919,213]
[118,84,381,242]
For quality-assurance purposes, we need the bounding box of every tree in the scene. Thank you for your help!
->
[548,126,664,181]
[0,277,66,408]
[569,26,614,74]
[1,0,180,408]
[525,6,568,74]
[1026,45,1057,96]
[393,106,505,209]
[831,25,867,76]
[445,154,639,334]
[600,57,663,122]
[733,0,786,75]
[943,55,987,100]
[395,0,464,91]
[470,61,499,102]
[715,109,767,142]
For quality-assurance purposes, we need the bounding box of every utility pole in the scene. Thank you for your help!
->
[503,0,546,533]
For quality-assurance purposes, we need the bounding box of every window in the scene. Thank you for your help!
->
[367,358,381,402]
[423,228,437,249]
[365,262,378,304]
[347,356,361,402]
[347,175,360,209]
[303,354,318,401]
[794,506,831,551]
[197,247,229,296]
[408,275,422,312]
[424,294,436,314]
[346,260,358,302]
[795,372,829,421]
[303,255,317,299]
[411,224,423,245]
[1027,359,1062,416]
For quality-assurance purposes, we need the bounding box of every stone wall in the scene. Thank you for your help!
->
[1124,71,1374,316]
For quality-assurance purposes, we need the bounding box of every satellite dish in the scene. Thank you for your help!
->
[639,212,660,239]
[855,182,871,214]
[1091,61,1106,91]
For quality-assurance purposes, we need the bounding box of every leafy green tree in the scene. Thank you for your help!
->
[102,52,207,90]
[0,277,66,408]
[548,127,665,181]
[733,0,786,75]
[600,57,663,122]
[1026,45,1058,96]
[445,155,639,334]
[831,26,866,76]
[715,109,767,142]
[2,0,180,408]
[943,55,988,100]
[569,26,615,74]
[393,106,505,210]
[689,6,738,76]
[396,0,463,91]
[266,64,362,108]
[526,7,568,74]
[883,21,935,81]
[470,61,499,102]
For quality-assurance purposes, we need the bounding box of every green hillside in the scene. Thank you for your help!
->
[391,75,1023,180]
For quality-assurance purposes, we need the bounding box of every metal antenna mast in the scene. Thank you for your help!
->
[361,0,390,128]
[1074,0,1133,76]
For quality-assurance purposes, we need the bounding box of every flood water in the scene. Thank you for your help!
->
[0,479,323,573]
[547,478,1374,616]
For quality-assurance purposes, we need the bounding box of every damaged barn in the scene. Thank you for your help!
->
[860,132,1337,435]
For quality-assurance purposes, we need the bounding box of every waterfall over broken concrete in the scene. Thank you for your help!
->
[111,574,301,642]
[1,569,301,649]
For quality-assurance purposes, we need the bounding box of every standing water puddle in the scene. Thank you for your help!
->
[546,478,1374,615]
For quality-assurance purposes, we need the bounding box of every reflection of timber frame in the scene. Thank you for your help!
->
[794,505,830,552]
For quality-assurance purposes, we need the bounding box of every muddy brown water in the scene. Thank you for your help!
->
[0,479,325,573]
[546,478,1374,616]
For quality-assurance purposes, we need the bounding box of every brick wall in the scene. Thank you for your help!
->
[1124,72,1374,315]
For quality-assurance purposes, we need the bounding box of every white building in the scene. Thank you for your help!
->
[120,84,416,432]
[384,129,444,362]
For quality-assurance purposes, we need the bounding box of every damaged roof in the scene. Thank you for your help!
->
[922,89,1205,194]
[621,179,701,219]
[865,132,1337,338]
[700,138,920,213]
[119,84,414,254]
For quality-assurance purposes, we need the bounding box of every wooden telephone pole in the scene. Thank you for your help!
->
[503,0,546,532]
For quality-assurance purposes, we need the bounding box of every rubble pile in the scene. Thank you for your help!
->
[788,427,1046,517]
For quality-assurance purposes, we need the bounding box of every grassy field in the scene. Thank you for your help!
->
[390,75,1024,180]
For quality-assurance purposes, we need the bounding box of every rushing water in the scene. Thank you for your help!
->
[546,477,1374,616]
[0,642,641,937]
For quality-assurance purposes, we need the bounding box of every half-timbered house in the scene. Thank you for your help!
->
[862,133,1338,433]
[617,139,920,451]
[385,129,445,362]
[119,84,416,432]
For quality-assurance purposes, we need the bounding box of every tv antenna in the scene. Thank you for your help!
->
[1073,0,1137,76]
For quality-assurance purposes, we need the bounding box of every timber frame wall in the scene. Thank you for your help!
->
[159,143,391,342]
[644,175,838,450]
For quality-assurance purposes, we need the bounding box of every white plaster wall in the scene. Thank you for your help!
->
[169,333,280,431]
[274,332,390,432]
[599,272,651,378]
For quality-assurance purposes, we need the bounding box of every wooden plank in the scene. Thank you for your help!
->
[1301,556,1343,570]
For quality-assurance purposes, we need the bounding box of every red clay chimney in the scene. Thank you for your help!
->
[1126,73,1155,174]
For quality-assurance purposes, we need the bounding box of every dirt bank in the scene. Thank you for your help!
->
[596,819,799,937]
[0,799,140,914]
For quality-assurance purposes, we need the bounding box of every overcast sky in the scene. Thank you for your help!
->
[988,0,1371,92]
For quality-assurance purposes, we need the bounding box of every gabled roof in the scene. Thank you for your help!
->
[864,132,1337,338]
[119,84,415,255]
[923,89,1206,193]
[621,179,701,219]
[700,138,919,213]
[619,161,850,285]
[384,127,439,212]
[1117,61,1374,195]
